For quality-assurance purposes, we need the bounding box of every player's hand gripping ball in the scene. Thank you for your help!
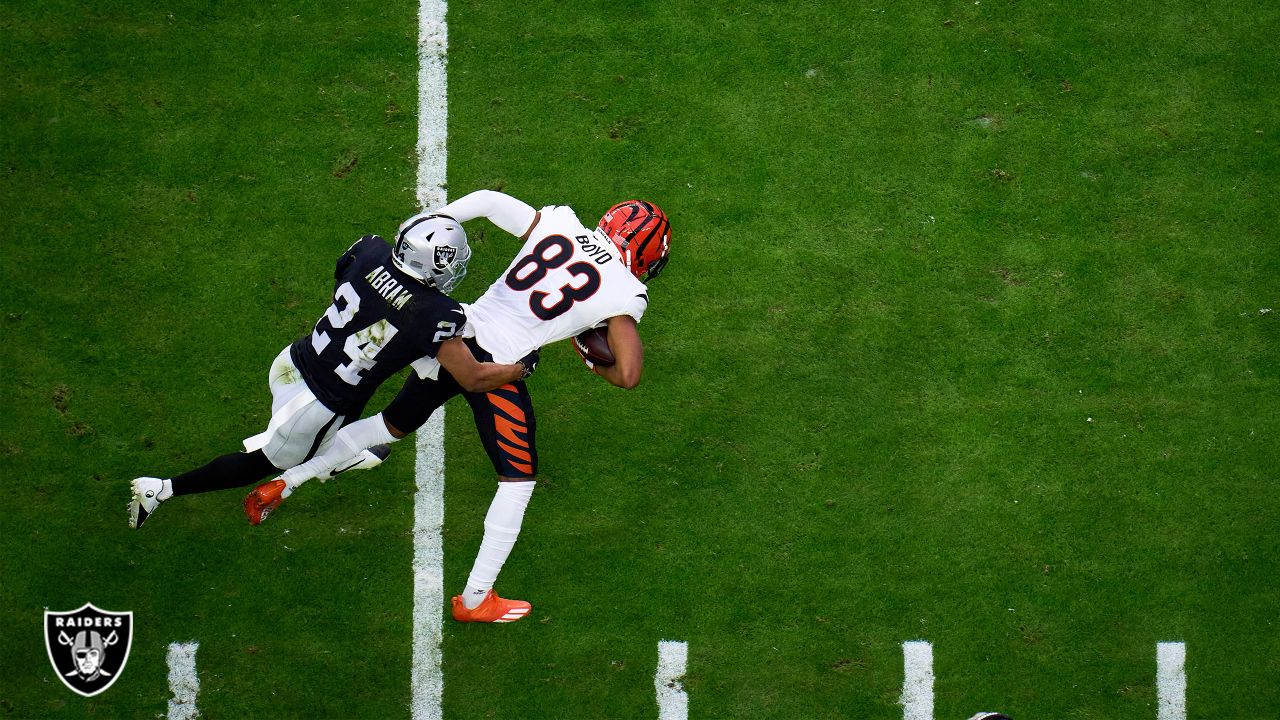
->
[573,327,615,368]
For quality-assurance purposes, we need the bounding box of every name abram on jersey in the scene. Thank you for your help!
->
[364,265,414,311]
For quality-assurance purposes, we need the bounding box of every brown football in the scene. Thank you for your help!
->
[573,326,615,367]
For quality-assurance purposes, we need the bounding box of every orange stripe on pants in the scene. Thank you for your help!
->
[497,438,532,462]
[487,393,527,424]
[494,415,529,448]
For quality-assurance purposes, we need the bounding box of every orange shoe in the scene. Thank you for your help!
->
[451,590,531,623]
[244,479,287,526]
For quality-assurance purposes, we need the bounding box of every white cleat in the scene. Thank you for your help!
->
[325,444,391,478]
[128,477,165,529]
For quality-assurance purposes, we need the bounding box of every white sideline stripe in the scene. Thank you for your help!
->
[1157,642,1186,720]
[901,641,934,720]
[166,641,200,720]
[411,1,448,718]
[655,640,689,720]
[412,410,447,720]
[417,0,448,212]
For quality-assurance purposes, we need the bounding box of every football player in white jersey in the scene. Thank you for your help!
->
[245,190,671,623]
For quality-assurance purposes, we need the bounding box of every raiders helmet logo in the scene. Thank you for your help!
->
[44,603,133,697]
[433,245,457,270]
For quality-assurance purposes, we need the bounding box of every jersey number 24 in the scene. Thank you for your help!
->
[310,281,402,385]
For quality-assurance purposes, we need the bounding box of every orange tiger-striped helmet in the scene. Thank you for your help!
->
[597,200,670,283]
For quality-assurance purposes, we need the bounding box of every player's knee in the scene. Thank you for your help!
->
[262,442,308,470]
[384,416,409,439]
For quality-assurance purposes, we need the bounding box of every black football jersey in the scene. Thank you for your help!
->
[291,236,465,415]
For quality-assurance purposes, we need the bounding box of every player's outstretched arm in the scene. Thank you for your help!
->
[437,337,531,392]
[593,315,644,389]
[435,190,540,239]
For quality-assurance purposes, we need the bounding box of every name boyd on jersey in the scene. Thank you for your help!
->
[574,232,615,266]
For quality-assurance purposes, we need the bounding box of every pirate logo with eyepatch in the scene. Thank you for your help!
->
[433,244,457,270]
[44,603,133,697]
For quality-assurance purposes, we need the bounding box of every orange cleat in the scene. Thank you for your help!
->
[451,590,531,623]
[244,479,287,526]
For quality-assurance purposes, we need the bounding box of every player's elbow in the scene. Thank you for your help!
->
[610,350,643,389]
[615,367,642,390]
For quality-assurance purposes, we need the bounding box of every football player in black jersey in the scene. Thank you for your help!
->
[127,214,539,528]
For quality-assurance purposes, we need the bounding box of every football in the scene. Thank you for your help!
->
[573,326,615,367]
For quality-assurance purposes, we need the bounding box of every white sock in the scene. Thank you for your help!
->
[159,479,174,501]
[462,480,535,609]
[280,413,399,488]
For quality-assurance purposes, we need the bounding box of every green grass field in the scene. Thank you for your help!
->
[3,0,1278,717]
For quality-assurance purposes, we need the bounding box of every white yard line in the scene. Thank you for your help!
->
[411,3,449,718]
[166,641,200,720]
[901,641,934,720]
[1156,642,1186,720]
[655,640,689,720]
[417,0,449,212]
[412,409,448,720]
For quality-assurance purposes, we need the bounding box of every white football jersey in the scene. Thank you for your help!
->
[463,205,648,364]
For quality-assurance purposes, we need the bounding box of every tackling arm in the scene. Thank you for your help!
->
[435,190,540,239]
[592,315,644,389]
[437,337,529,393]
